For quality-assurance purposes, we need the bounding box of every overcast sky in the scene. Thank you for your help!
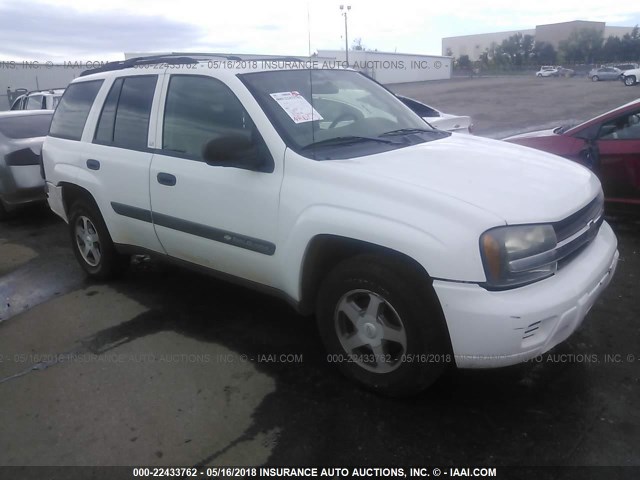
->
[1,0,639,61]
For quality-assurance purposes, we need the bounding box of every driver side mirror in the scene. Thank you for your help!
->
[202,134,268,172]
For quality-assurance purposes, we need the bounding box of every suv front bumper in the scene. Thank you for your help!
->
[433,221,618,368]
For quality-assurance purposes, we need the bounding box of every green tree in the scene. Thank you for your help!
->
[601,36,623,62]
[351,38,365,51]
[533,41,558,65]
[559,28,603,63]
[493,33,537,67]
[457,54,471,69]
[620,26,640,61]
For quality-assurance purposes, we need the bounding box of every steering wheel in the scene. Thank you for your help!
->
[329,112,359,129]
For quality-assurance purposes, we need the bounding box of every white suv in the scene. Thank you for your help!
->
[621,67,640,86]
[536,66,558,77]
[42,55,618,395]
[10,88,65,110]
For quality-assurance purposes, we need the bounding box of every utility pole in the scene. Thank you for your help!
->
[340,5,351,66]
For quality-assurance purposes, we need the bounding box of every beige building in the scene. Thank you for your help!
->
[443,20,635,61]
[442,28,535,61]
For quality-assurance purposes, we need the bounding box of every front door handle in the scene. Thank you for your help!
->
[157,172,177,186]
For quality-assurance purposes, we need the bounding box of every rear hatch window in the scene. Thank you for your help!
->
[0,114,53,139]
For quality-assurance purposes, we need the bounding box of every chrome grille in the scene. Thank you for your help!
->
[554,192,604,269]
[507,192,604,274]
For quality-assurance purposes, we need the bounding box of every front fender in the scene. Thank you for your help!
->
[279,204,488,302]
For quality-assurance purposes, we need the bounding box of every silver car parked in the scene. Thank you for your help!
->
[588,67,622,82]
[0,110,52,219]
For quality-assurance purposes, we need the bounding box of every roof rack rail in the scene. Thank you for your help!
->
[79,53,245,77]
[175,53,305,63]
[26,87,66,94]
[167,52,243,60]
[244,57,305,62]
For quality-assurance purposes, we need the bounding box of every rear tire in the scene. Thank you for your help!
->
[68,199,129,280]
[624,75,636,86]
[315,254,452,396]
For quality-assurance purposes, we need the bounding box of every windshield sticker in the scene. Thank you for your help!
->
[269,91,324,124]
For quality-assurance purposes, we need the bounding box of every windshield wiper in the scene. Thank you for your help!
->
[301,135,397,150]
[379,127,442,136]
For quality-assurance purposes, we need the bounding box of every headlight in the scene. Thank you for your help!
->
[480,224,557,289]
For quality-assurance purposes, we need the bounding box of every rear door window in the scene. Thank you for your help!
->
[94,75,157,150]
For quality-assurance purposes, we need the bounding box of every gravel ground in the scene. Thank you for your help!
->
[390,75,640,138]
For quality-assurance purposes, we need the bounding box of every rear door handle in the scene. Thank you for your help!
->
[157,172,177,186]
[86,159,100,170]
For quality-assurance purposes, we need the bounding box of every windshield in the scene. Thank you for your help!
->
[240,69,445,159]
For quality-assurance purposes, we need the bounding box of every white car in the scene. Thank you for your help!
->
[620,67,640,86]
[42,55,618,395]
[396,95,473,133]
[10,88,65,111]
[536,66,558,77]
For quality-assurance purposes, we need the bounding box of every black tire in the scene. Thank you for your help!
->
[315,253,452,396]
[68,199,128,280]
[624,75,636,86]
[591,75,599,82]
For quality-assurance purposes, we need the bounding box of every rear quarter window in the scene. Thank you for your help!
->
[0,114,53,139]
[49,80,103,141]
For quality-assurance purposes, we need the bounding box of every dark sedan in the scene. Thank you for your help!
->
[0,110,52,219]
[504,99,640,211]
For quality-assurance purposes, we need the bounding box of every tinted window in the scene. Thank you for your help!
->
[49,80,103,140]
[163,75,256,159]
[0,113,53,139]
[93,76,156,149]
[113,76,157,149]
[94,78,123,143]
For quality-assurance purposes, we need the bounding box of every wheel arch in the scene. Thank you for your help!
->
[60,182,99,216]
[297,234,436,316]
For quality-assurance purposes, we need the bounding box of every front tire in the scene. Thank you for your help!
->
[68,199,128,280]
[316,254,452,396]
[591,75,599,82]
[624,75,636,86]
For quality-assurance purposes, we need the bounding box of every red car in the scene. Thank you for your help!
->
[504,99,640,212]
